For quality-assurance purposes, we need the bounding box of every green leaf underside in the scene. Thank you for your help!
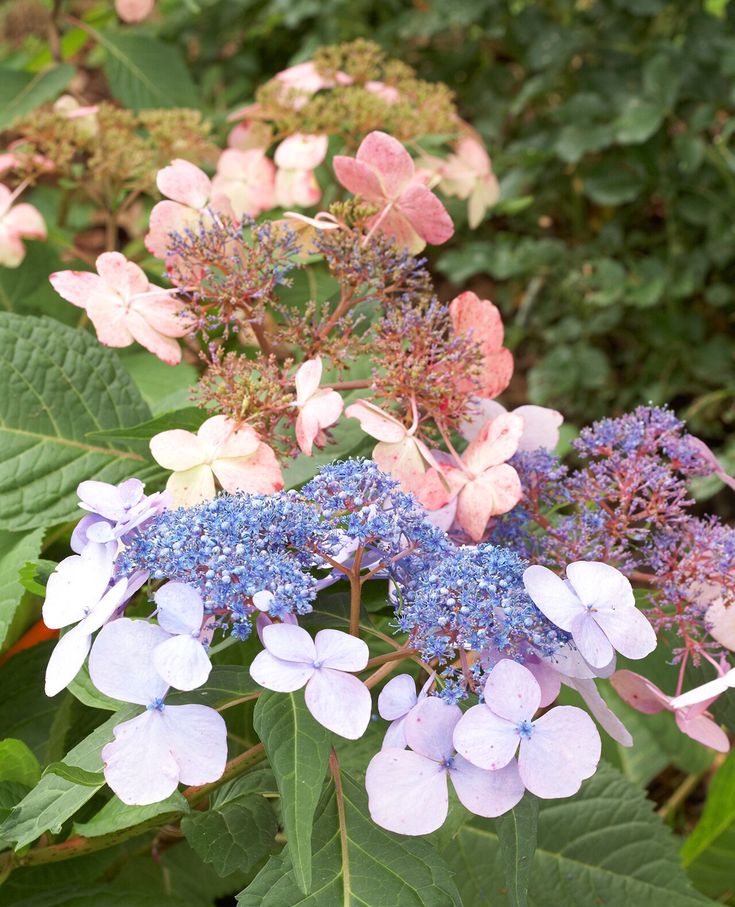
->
[253,690,332,894]
[0,314,159,531]
[238,769,462,907]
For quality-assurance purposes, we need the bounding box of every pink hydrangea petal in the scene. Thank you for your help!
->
[115,0,155,22]
[274,134,328,170]
[89,618,170,705]
[357,131,415,198]
[518,706,601,798]
[102,710,180,806]
[345,400,406,443]
[670,669,735,709]
[157,159,211,208]
[160,703,227,785]
[396,183,454,245]
[275,168,321,208]
[378,674,418,720]
[565,676,633,746]
[365,748,448,835]
[197,415,259,460]
[166,465,216,508]
[571,611,614,669]
[526,657,562,708]
[124,309,182,365]
[514,405,564,452]
[250,650,314,692]
[593,602,657,662]
[150,430,207,471]
[314,628,369,672]
[455,466,521,541]
[153,635,212,691]
[451,756,525,818]
[295,407,320,456]
[295,357,322,404]
[382,716,408,749]
[49,270,104,308]
[485,659,541,723]
[566,561,635,610]
[145,200,194,258]
[262,623,316,663]
[476,348,514,398]
[523,565,582,632]
[706,599,735,650]
[4,202,46,239]
[212,446,284,495]
[84,292,134,348]
[676,710,730,752]
[373,437,430,496]
[308,389,344,429]
[452,703,519,770]
[610,670,669,715]
[154,582,204,636]
[332,155,384,201]
[450,292,504,351]
[304,668,372,739]
[463,412,523,474]
[459,398,506,442]
[132,294,192,338]
[404,697,460,762]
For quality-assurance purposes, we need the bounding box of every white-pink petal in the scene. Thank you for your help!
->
[484,659,541,723]
[378,674,418,720]
[313,628,369,672]
[523,565,582,633]
[304,668,372,739]
[262,622,316,663]
[365,748,449,835]
[404,697,459,762]
[249,650,314,693]
[154,582,204,636]
[89,618,170,705]
[153,634,212,691]
[450,756,525,818]
[452,703,519,771]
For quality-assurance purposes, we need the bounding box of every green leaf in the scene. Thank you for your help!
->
[18,558,56,597]
[681,750,735,899]
[182,772,278,877]
[0,739,41,787]
[42,762,106,787]
[0,642,59,760]
[0,706,136,849]
[0,243,69,317]
[0,64,75,128]
[252,690,332,894]
[0,314,159,531]
[168,664,260,708]
[98,31,199,110]
[495,794,538,907]
[238,766,462,906]
[582,162,646,205]
[442,763,711,906]
[615,98,664,144]
[73,791,188,838]
[118,350,199,415]
[86,407,206,444]
[0,527,44,651]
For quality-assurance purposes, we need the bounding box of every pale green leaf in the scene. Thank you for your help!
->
[0,64,75,128]
[0,739,41,787]
[0,527,44,651]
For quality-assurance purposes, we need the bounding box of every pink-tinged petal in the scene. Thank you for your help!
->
[397,183,454,245]
[275,169,321,208]
[153,635,212,691]
[160,703,227,785]
[373,207,426,254]
[250,650,314,692]
[373,437,431,496]
[150,430,207,471]
[706,599,735,650]
[357,131,415,198]
[132,294,192,338]
[89,618,170,705]
[676,710,730,752]
[93,252,133,296]
[609,670,669,715]
[198,415,260,460]
[593,602,657,662]
[305,668,372,739]
[124,309,182,364]
[538,641,598,680]
[166,465,216,508]
[84,291,134,349]
[485,659,541,723]
[423,497,458,532]
[102,710,179,805]
[274,134,328,170]
[0,229,26,267]
[565,677,633,746]
[262,622,316,663]
[154,582,204,636]
[305,389,343,432]
[463,412,523,474]
[44,625,94,696]
[404,697,460,762]
[416,465,464,511]
[451,756,525,818]
[115,0,155,22]
[157,159,211,208]
[295,357,323,404]
[378,674,418,720]
[366,748,448,835]
[670,669,735,709]
[345,400,406,443]
[455,466,521,541]
[295,408,320,457]
[212,444,284,495]
[450,291,505,351]
[452,704,519,771]
[314,628,369,672]
[49,270,103,308]
[526,657,562,708]
[4,203,46,239]
[688,437,735,492]
[514,405,564,452]
[333,155,384,201]
[523,565,582,632]
[459,398,506,442]
[519,706,601,798]
[382,716,408,750]
[565,561,635,611]
[145,200,195,258]
[43,543,114,629]
[571,611,614,669]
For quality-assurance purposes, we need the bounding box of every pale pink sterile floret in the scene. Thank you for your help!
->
[461,399,563,451]
[0,183,46,268]
[149,414,284,508]
[255,610,298,644]
[453,659,601,799]
[440,136,500,228]
[378,673,434,749]
[50,251,193,365]
[145,159,236,261]
[115,0,155,22]
[670,667,735,711]
[89,619,227,805]
[612,670,729,753]
[210,149,276,219]
[275,168,322,208]
[292,356,344,456]
[688,437,735,493]
[273,62,353,110]
[152,582,212,691]
[333,131,454,254]
[345,399,440,496]
[523,561,657,669]
[418,412,523,542]
[449,291,513,399]
[366,697,525,835]
[273,135,328,208]
[249,624,372,739]
[705,595,735,650]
